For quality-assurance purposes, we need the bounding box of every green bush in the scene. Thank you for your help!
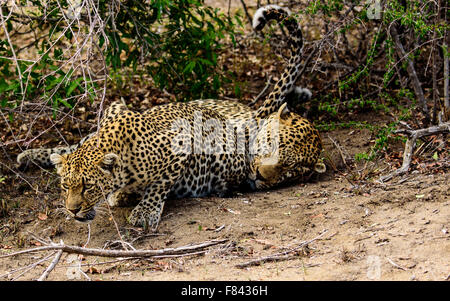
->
[0,0,241,115]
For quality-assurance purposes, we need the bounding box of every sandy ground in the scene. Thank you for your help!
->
[1,122,448,281]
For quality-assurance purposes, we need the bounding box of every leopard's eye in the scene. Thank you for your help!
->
[61,183,70,190]
[84,183,94,190]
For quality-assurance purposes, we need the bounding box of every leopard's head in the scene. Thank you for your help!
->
[50,145,119,223]
[248,103,325,190]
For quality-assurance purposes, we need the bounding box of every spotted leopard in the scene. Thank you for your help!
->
[17,6,324,229]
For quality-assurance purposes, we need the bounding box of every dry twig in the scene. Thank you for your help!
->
[386,257,407,271]
[327,134,348,168]
[249,76,273,106]
[390,24,430,125]
[0,237,227,280]
[0,239,227,259]
[37,249,64,281]
[380,122,450,182]
[236,230,329,268]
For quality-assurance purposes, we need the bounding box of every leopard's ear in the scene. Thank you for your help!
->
[50,153,65,174]
[314,162,326,174]
[98,153,119,174]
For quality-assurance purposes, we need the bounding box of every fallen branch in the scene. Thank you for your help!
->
[37,249,63,281]
[380,122,450,182]
[0,239,228,259]
[1,238,227,280]
[236,230,329,269]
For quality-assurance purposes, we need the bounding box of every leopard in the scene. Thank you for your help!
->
[16,5,325,229]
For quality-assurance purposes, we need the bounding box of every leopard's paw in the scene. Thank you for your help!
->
[128,205,162,231]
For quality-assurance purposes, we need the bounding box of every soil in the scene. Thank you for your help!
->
[0,115,449,281]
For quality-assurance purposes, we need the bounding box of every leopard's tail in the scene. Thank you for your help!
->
[16,133,94,169]
[252,5,304,119]
[17,146,72,169]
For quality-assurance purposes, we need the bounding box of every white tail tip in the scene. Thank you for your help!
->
[252,5,291,29]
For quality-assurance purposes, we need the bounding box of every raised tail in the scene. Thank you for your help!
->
[252,5,305,119]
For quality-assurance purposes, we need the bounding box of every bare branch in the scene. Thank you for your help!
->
[390,23,430,125]
[236,230,329,268]
[380,122,450,182]
[37,249,64,281]
[0,239,228,259]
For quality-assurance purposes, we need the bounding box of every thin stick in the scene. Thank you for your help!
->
[236,230,329,268]
[0,6,24,96]
[37,249,64,281]
[390,23,430,125]
[431,0,440,124]
[0,252,55,280]
[386,257,407,271]
[327,134,348,168]
[99,186,132,251]
[238,254,298,267]
[443,0,449,114]
[84,224,91,247]
[249,76,273,106]
[152,250,207,259]
[239,0,254,32]
[0,239,228,259]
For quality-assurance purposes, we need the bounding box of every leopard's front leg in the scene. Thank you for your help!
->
[127,152,186,230]
[128,183,171,231]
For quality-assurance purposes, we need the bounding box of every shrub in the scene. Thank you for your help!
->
[0,0,241,116]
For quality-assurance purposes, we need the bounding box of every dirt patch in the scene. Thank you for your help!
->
[1,121,448,281]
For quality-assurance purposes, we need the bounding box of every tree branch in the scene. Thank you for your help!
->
[390,23,430,125]
[37,249,63,281]
[0,239,228,259]
[236,230,329,268]
[379,122,450,182]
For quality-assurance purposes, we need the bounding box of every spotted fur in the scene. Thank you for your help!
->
[252,5,304,119]
[49,102,247,229]
[16,6,324,229]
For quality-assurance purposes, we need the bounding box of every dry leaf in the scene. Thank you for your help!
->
[224,208,241,215]
[37,213,48,221]
[88,267,101,274]
[252,239,274,246]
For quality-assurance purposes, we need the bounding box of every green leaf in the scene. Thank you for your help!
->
[66,77,83,96]
[183,61,196,74]
[198,58,214,66]
[0,78,8,94]
[58,97,73,109]
[432,152,438,161]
